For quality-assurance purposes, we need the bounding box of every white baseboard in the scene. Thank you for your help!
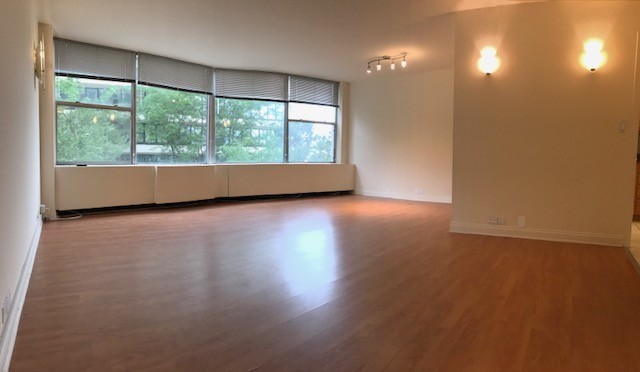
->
[0,218,43,372]
[356,189,452,204]
[449,221,624,247]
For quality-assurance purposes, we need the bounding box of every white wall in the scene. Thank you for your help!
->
[349,70,454,203]
[0,0,40,341]
[451,2,640,246]
[39,23,56,220]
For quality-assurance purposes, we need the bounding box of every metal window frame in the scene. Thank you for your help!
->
[55,73,213,165]
[53,40,342,166]
[212,96,287,164]
[54,101,136,165]
[134,84,211,165]
[54,75,136,165]
[285,101,338,164]
[286,120,337,164]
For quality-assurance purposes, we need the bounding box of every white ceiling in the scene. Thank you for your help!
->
[38,0,533,82]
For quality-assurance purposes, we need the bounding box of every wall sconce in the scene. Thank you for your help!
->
[366,53,407,74]
[34,34,45,89]
[581,38,605,73]
[477,47,500,76]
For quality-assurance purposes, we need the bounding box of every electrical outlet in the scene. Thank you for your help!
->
[518,216,526,228]
[487,216,506,225]
[2,292,11,325]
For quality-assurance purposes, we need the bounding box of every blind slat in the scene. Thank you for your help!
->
[289,76,339,106]
[138,54,213,94]
[54,39,136,81]
[214,69,287,101]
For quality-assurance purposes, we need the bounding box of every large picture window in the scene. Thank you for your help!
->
[214,98,285,163]
[136,86,208,163]
[54,39,340,165]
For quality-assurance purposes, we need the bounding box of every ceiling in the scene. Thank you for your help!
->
[38,0,533,82]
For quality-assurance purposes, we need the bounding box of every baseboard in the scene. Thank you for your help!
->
[449,221,624,247]
[0,218,43,372]
[356,189,452,204]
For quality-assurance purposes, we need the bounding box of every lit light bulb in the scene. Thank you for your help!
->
[110,113,116,122]
[401,56,407,68]
[390,61,396,70]
[477,47,500,75]
[581,38,605,72]
[366,64,371,74]
[92,116,98,124]
[376,62,382,71]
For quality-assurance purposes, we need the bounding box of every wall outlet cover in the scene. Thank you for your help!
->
[518,216,526,228]
[488,216,506,225]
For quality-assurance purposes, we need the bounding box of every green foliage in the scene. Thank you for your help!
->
[56,77,132,163]
[136,86,207,163]
[55,76,81,101]
[215,99,284,163]
[55,76,131,106]
[56,107,131,163]
[288,122,334,162]
[55,77,336,164]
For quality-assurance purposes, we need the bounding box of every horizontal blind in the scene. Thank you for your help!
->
[54,38,136,81]
[289,76,339,106]
[214,69,287,101]
[138,54,213,94]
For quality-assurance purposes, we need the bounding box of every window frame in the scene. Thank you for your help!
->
[285,102,338,164]
[53,39,341,166]
[55,74,136,165]
[213,97,287,164]
[134,84,211,165]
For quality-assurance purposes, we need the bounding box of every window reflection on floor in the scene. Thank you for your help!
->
[280,213,338,300]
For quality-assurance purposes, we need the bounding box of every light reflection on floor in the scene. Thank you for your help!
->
[280,212,338,299]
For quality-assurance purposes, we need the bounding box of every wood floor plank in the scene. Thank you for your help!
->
[9,195,640,371]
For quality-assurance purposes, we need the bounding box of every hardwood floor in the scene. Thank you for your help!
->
[10,195,640,371]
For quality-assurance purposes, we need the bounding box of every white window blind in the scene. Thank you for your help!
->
[214,69,288,101]
[138,53,214,94]
[54,38,136,81]
[289,76,339,106]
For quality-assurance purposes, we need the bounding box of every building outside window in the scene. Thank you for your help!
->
[55,77,132,164]
[136,85,208,164]
[214,98,285,163]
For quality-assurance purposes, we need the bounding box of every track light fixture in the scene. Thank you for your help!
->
[366,53,407,74]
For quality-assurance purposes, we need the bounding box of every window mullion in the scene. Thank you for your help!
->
[209,95,216,164]
[131,81,137,164]
[284,103,289,163]
[56,101,132,112]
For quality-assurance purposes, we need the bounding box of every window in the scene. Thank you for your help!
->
[287,102,336,163]
[56,76,132,107]
[136,85,208,163]
[54,39,340,165]
[56,76,133,164]
[215,98,285,163]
